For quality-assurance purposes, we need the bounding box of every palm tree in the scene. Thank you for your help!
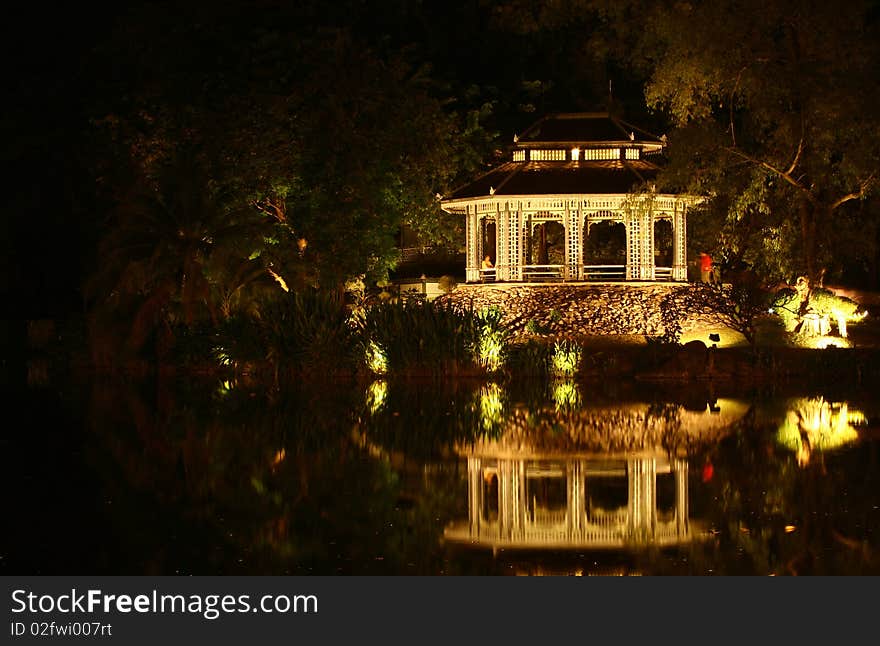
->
[87,151,269,353]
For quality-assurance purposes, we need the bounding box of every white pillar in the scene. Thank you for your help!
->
[625,211,641,280]
[628,458,657,540]
[642,207,655,280]
[567,460,583,535]
[498,205,522,281]
[467,458,482,534]
[466,206,479,282]
[565,204,582,280]
[674,458,689,537]
[496,205,508,281]
[673,201,688,281]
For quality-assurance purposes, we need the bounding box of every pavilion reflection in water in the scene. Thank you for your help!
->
[445,453,695,551]
[444,397,751,553]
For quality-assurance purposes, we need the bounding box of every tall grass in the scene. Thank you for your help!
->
[216,290,358,377]
[355,301,506,376]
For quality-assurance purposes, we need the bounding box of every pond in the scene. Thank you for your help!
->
[5,375,880,575]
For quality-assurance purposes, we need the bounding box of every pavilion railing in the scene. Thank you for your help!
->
[581,265,626,281]
[471,264,678,282]
[523,264,564,281]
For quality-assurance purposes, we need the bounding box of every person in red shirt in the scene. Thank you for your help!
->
[699,252,713,283]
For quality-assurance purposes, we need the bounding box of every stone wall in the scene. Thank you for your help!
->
[435,283,732,340]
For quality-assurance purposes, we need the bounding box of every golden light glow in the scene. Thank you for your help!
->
[777,398,864,466]
[267,267,289,292]
[216,378,236,396]
[551,340,581,377]
[478,330,504,372]
[553,379,581,412]
[366,341,388,374]
[679,327,748,348]
[479,382,505,433]
[366,379,387,414]
[802,335,852,349]
[571,147,580,161]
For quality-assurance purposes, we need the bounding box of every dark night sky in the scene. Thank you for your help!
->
[1,1,652,321]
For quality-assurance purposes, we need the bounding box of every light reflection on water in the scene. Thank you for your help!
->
[8,378,880,575]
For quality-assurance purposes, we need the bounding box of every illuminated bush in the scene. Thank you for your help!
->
[551,339,582,377]
[365,379,388,414]
[777,398,863,466]
[356,300,504,375]
[479,382,506,435]
[475,306,509,372]
[552,379,581,412]
[365,341,388,375]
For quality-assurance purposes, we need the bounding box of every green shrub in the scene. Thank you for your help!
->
[356,300,486,376]
[251,290,358,374]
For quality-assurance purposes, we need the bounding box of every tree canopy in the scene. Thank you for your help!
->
[630,0,880,284]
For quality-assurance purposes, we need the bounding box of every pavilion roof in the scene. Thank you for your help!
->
[516,112,664,146]
[444,159,660,201]
[442,112,670,204]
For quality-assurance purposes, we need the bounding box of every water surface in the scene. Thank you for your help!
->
[5,376,879,575]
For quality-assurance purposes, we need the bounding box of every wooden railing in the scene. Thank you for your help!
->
[581,265,626,280]
[522,264,564,281]
[470,264,675,282]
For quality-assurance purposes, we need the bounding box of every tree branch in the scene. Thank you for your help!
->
[724,146,815,203]
[785,132,804,177]
[830,173,876,211]
[728,67,746,148]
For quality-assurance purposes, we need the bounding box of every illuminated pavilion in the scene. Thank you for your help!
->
[440,112,695,283]
[443,396,750,553]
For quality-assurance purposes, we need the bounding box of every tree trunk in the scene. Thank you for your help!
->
[538,223,548,265]
[798,199,819,283]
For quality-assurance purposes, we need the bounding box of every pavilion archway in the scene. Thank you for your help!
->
[583,219,627,280]
[479,218,496,280]
[525,219,565,280]
[653,218,673,279]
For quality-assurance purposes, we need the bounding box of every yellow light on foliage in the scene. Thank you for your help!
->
[553,380,581,412]
[267,267,289,292]
[552,340,581,377]
[777,398,863,466]
[479,382,505,433]
[366,380,388,414]
[478,330,504,372]
[216,379,235,396]
[366,341,388,375]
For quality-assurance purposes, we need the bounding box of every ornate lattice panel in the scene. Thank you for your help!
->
[641,208,655,280]
[466,209,480,282]
[565,208,581,280]
[626,213,641,280]
[507,209,522,281]
[673,202,687,281]
[496,207,508,281]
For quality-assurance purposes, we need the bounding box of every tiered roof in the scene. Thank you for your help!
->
[444,112,666,202]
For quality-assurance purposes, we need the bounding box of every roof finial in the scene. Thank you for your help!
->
[608,79,613,114]
[513,133,519,143]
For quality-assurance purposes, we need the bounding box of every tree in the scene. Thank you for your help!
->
[629,0,880,285]
[87,6,488,294]
[86,151,270,352]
